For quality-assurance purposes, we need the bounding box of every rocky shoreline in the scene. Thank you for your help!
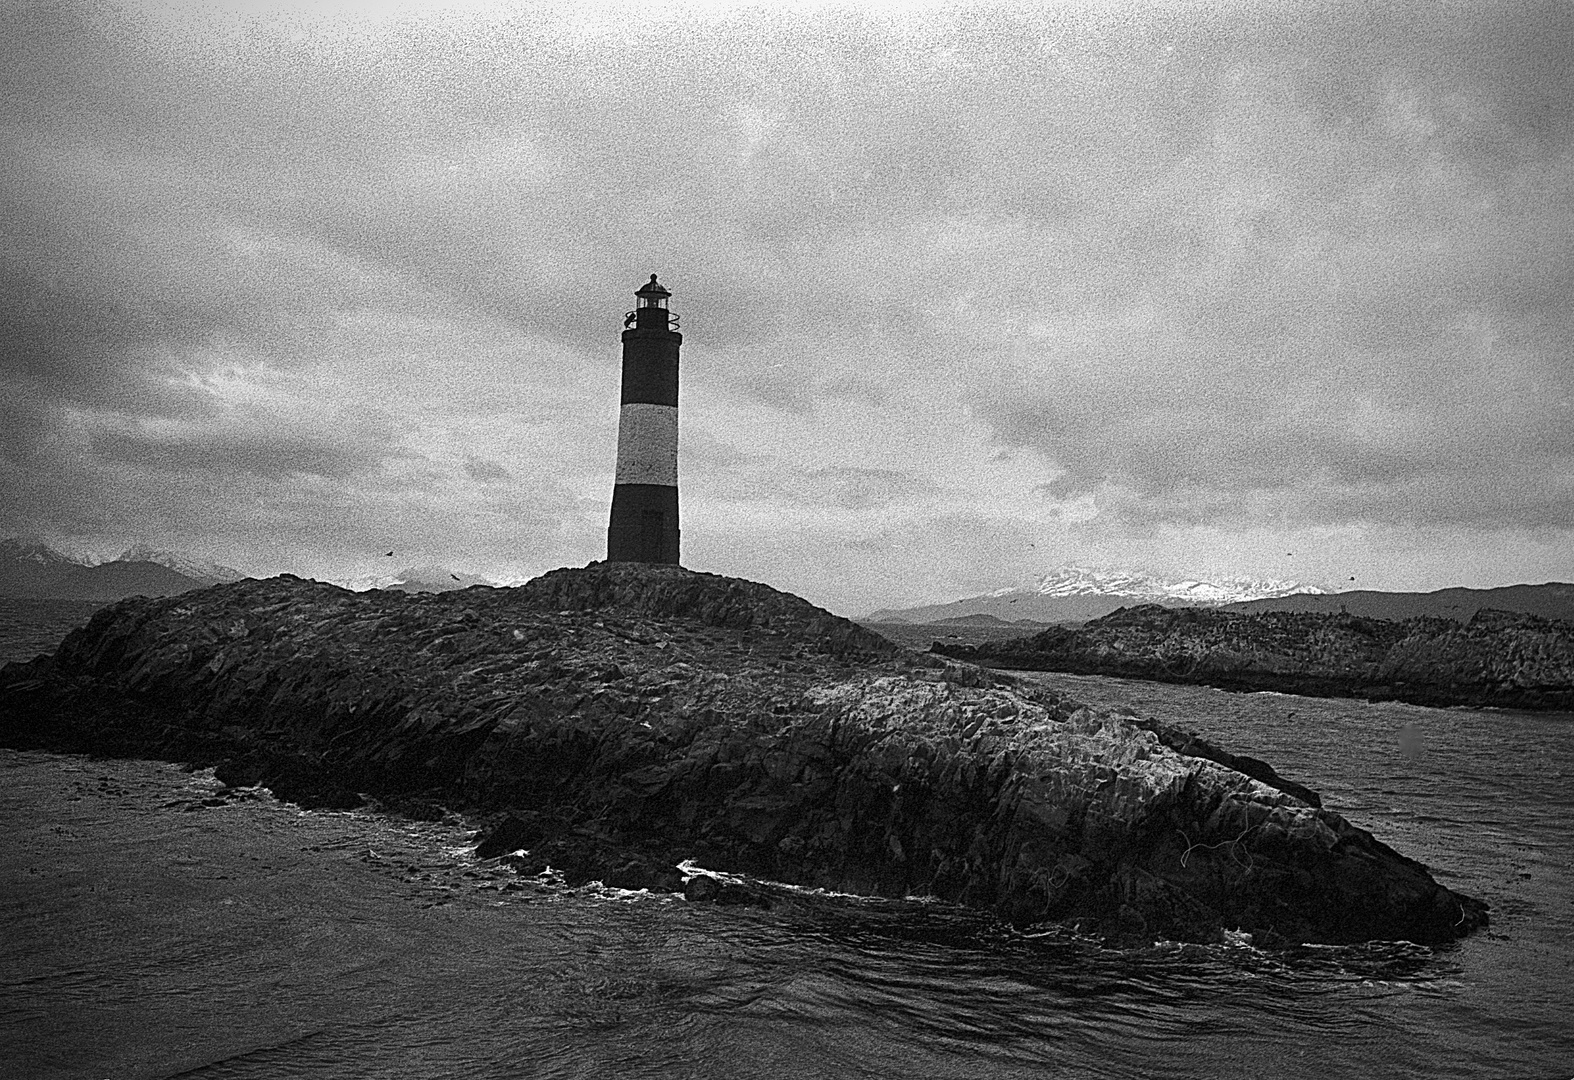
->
[0,563,1487,946]
[934,604,1574,712]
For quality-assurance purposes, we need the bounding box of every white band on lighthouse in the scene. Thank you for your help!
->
[614,402,678,487]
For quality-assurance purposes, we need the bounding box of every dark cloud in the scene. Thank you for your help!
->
[785,467,929,511]
[463,455,510,483]
[942,2,1574,535]
[85,418,392,481]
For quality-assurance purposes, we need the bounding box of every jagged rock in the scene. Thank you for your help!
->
[383,795,448,822]
[937,604,1574,711]
[1130,722,1323,808]
[602,859,685,893]
[474,813,545,859]
[682,873,771,907]
[0,562,1487,945]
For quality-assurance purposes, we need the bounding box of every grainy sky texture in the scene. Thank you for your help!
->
[2,0,1570,613]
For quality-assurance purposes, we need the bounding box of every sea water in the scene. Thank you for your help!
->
[2,649,1570,1078]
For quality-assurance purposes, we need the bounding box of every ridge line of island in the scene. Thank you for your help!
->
[911,603,1573,712]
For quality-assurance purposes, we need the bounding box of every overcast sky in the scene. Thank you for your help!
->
[2,0,1570,614]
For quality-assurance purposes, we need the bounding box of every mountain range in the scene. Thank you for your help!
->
[9,540,1567,625]
[0,539,249,601]
[866,566,1324,625]
[866,565,1574,627]
[1,539,507,602]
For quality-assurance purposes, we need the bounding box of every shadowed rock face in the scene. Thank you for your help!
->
[937,604,1574,711]
[0,563,1486,946]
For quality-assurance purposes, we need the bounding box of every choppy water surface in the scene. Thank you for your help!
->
[3,670,1571,1079]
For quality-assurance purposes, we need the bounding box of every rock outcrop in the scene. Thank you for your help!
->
[0,563,1487,946]
[936,604,1574,711]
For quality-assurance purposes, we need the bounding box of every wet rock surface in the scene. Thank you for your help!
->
[0,563,1486,945]
[936,604,1574,711]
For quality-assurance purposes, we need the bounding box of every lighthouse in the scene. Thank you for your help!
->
[607,274,681,564]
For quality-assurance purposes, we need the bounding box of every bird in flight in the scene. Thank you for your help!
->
[384,551,395,557]
[450,573,461,581]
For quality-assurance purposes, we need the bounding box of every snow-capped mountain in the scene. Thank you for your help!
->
[1028,566,1323,605]
[1,538,238,600]
[866,566,1323,625]
[0,538,85,597]
[379,566,498,593]
[331,574,408,593]
[116,545,249,584]
[329,568,502,593]
[0,537,81,571]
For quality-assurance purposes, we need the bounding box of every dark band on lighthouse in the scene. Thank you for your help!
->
[607,274,681,564]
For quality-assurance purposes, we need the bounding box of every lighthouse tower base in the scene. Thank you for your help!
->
[607,483,680,564]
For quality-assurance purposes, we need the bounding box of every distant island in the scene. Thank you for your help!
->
[1224,583,1574,624]
[933,603,1574,712]
[0,563,1487,947]
[933,613,1048,627]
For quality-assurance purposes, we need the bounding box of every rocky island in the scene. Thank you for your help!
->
[933,604,1574,711]
[0,563,1487,946]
